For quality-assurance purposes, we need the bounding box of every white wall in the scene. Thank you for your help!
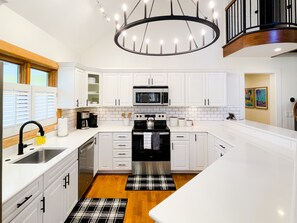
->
[0,5,78,62]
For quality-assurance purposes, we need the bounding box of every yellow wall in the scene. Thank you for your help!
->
[245,74,274,125]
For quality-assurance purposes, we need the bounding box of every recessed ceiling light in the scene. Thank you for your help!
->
[274,48,282,52]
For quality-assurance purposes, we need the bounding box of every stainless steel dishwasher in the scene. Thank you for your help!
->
[78,137,95,199]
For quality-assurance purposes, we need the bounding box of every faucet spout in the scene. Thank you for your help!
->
[18,120,45,155]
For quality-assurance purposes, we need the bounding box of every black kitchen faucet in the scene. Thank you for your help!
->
[18,120,45,155]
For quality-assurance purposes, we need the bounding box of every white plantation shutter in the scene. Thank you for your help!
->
[3,83,31,137]
[32,86,57,126]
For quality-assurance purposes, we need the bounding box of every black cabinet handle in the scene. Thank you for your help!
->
[195,134,197,142]
[208,99,210,105]
[220,153,223,157]
[17,195,32,208]
[63,176,67,189]
[66,173,70,186]
[172,143,174,150]
[176,136,184,138]
[76,99,79,107]
[219,145,226,149]
[41,197,46,213]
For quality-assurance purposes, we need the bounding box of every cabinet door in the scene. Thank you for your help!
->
[75,68,87,107]
[87,72,101,107]
[168,73,185,106]
[118,73,133,106]
[99,133,113,170]
[133,73,151,85]
[207,134,216,166]
[44,177,64,223]
[206,73,226,106]
[151,73,168,86]
[190,133,207,171]
[94,134,99,176]
[186,73,205,106]
[102,74,118,106]
[171,141,189,170]
[64,161,78,221]
[11,194,43,223]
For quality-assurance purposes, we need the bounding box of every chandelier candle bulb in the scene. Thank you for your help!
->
[174,38,178,53]
[133,36,137,51]
[146,39,149,54]
[160,40,164,54]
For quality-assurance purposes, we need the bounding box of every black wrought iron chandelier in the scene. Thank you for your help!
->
[113,0,220,56]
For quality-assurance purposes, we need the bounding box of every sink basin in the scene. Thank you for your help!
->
[13,148,66,164]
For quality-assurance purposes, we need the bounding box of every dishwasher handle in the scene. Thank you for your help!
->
[79,139,95,154]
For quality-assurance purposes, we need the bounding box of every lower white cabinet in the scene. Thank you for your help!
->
[190,133,208,170]
[43,153,78,223]
[10,194,43,223]
[98,133,113,170]
[207,134,216,166]
[98,132,132,171]
[171,133,190,170]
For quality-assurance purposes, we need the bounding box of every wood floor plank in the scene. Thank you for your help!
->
[86,174,197,223]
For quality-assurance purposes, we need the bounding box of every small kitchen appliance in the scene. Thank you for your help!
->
[88,113,98,128]
[132,113,170,175]
[77,111,90,129]
[133,86,169,106]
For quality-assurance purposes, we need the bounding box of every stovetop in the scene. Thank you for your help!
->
[132,125,170,132]
[132,113,170,132]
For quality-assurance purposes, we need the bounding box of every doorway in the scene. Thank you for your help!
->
[244,73,276,126]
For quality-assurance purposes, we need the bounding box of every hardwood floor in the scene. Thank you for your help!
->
[86,174,197,223]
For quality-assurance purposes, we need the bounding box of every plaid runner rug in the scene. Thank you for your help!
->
[125,175,176,191]
[65,198,127,223]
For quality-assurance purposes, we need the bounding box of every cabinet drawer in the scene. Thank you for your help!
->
[3,176,43,223]
[113,158,132,170]
[113,150,131,158]
[113,141,131,149]
[215,138,232,152]
[113,133,131,141]
[171,133,190,141]
[44,149,78,189]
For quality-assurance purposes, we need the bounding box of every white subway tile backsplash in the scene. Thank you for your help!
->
[62,106,241,130]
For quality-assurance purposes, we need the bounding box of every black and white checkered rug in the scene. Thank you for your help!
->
[65,198,127,223]
[125,175,176,191]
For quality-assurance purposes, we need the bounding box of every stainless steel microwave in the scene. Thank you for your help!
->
[133,86,169,106]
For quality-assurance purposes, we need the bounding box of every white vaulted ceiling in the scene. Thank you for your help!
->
[5,0,217,54]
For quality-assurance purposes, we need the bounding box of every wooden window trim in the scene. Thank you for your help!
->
[1,40,60,149]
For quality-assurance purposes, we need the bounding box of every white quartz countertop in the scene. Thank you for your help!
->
[2,124,132,203]
[3,120,296,223]
[149,122,296,223]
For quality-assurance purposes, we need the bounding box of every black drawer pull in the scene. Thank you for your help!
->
[118,136,126,138]
[17,195,32,208]
[118,153,126,155]
[176,136,184,138]
[63,176,67,189]
[41,197,46,213]
[66,173,70,186]
[118,144,126,147]
[219,145,226,149]
[119,164,126,167]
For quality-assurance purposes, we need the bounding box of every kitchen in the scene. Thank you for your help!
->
[1,0,297,223]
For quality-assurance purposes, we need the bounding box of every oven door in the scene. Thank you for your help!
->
[132,131,170,161]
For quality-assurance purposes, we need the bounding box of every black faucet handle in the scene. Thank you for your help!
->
[23,143,33,148]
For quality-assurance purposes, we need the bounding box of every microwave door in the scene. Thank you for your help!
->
[135,92,162,105]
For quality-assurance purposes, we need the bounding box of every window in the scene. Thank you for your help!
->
[3,83,31,137]
[2,61,20,83]
[30,68,49,86]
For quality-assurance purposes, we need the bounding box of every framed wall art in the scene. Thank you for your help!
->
[245,88,254,108]
[255,87,268,109]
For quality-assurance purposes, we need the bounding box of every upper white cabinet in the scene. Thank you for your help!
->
[103,73,133,107]
[186,73,226,107]
[86,72,101,107]
[58,66,87,109]
[134,73,167,86]
[168,73,185,106]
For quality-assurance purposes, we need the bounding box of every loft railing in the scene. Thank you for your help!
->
[226,0,297,43]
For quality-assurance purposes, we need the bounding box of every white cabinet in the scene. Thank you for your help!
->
[171,133,190,171]
[207,134,216,166]
[11,194,43,223]
[3,177,43,223]
[134,73,167,86]
[102,73,133,106]
[186,73,226,107]
[58,65,87,109]
[43,151,78,223]
[190,133,208,171]
[168,73,185,106]
[99,133,113,170]
[86,72,101,107]
[94,133,99,176]
[98,132,132,172]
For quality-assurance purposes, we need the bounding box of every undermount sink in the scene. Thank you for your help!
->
[13,148,66,164]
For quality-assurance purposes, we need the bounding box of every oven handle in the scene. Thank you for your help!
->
[133,132,169,135]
